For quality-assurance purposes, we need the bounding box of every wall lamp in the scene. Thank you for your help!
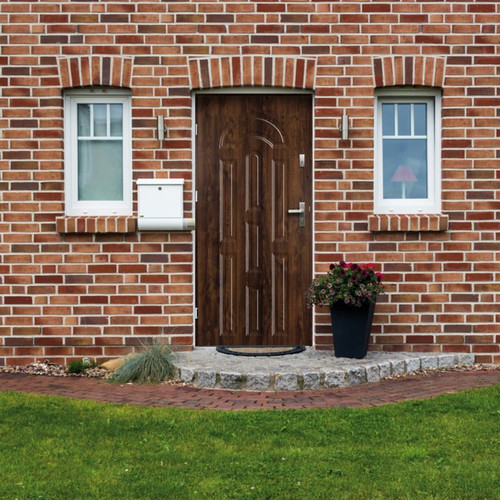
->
[157,115,167,141]
[340,113,349,140]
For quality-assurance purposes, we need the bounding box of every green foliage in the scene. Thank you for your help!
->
[0,387,499,499]
[110,339,176,384]
[308,260,385,307]
[66,359,98,374]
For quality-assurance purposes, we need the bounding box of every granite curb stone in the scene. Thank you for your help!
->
[197,370,216,388]
[324,369,347,388]
[365,364,381,384]
[220,371,245,390]
[247,373,271,391]
[275,373,299,391]
[173,349,477,392]
[438,355,456,369]
[303,371,321,390]
[405,357,421,373]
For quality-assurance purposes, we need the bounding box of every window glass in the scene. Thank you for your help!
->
[76,102,124,201]
[381,101,430,201]
[93,104,107,137]
[382,138,428,199]
[397,104,411,136]
[78,140,123,201]
[414,104,427,135]
[110,104,123,137]
[382,104,395,136]
[77,104,90,136]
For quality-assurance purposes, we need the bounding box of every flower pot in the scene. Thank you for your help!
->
[330,301,376,359]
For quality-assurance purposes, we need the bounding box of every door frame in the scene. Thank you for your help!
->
[192,87,316,346]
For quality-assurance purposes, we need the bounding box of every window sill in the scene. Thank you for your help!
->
[56,216,137,234]
[368,214,448,232]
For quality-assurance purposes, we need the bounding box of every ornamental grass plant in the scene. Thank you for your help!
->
[308,261,384,308]
[110,338,176,384]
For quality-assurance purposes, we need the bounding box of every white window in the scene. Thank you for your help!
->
[374,88,441,214]
[64,88,132,216]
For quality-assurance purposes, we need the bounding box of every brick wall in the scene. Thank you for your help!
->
[1,0,499,365]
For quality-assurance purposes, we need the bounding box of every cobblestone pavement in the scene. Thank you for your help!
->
[1,368,499,410]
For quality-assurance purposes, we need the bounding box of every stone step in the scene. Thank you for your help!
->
[173,349,476,392]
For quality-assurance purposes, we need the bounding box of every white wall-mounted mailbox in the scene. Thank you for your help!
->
[137,179,195,231]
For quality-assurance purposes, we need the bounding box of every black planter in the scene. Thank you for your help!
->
[330,301,376,359]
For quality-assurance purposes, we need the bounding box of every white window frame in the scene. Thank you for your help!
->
[374,87,441,214]
[64,88,132,216]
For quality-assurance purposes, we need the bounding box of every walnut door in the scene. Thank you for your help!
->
[196,94,312,346]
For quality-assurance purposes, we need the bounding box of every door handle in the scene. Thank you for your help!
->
[288,202,305,227]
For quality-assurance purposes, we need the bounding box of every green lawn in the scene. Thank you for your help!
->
[1,387,499,500]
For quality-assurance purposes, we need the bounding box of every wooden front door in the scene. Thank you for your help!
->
[196,94,312,346]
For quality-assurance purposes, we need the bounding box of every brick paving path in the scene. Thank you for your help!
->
[0,369,499,410]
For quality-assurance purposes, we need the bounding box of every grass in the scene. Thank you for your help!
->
[0,387,499,500]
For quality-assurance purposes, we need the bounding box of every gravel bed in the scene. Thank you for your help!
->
[0,360,110,378]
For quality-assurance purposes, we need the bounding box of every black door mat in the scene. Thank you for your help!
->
[216,346,306,357]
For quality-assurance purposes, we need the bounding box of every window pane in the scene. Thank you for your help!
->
[383,138,428,199]
[93,104,107,137]
[110,104,123,137]
[414,103,427,136]
[397,104,411,136]
[382,104,395,136]
[78,140,123,201]
[77,104,90,137]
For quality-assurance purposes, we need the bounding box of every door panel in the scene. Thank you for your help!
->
[196,94,312,346]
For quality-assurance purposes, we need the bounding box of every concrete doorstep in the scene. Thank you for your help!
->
[173,348,476,392]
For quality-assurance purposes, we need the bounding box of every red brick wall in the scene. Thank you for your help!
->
[1,0,499,365]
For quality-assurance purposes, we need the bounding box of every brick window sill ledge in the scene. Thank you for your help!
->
[56,216,137,234]
[368,214,448,232]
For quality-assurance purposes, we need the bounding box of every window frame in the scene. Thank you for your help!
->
[374,87,442,214]
[64,87,132,216]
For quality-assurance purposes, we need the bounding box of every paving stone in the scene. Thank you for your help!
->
[378,362,392,380]
[405,357,421,373]
[197,370,216,388]
[365,364,381,383]
[303,371,321,390]
[323,369,347,388]
[437,355,456,369]
[246,372,271,391]
[220,371,245,390]
[2,369,499,410]
[345,366,367,386]
[275,373,299,391]
[179,367,195,383]
[421,356,438,370]
[457,353,475,366]
[391,359,406,376]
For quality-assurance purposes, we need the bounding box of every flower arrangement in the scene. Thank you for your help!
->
[307,261,384,308]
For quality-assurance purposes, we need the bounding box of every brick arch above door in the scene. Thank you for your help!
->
[373,56,447,88]
[58,56,134,89]
[188,56,316,90]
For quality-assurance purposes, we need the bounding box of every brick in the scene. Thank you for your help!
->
[0,0,497,364]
